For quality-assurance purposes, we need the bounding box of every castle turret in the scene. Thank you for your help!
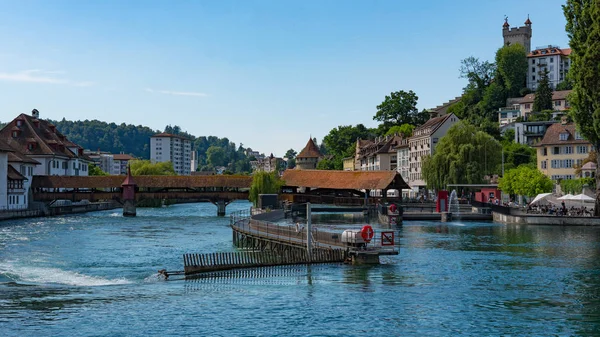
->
[502,16,532,54]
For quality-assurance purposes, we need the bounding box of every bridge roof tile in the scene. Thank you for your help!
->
[282,170,409,191]
[32,175,253,189]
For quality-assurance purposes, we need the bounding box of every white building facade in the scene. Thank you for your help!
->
[150,133,192,175]
[527,46,571,91]
[408,113,460,191]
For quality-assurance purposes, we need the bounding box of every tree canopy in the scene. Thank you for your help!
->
[533,70,553,112]
[89,164,108,176]
[422,121,502,190]
[495,43,528,98]
[248,171,283,207]
[373,90,427,130]
[564,0,600,215]
[499,165,553,197]
[319,124,375,170]
[384,124,414,137]
[129,160,176,175]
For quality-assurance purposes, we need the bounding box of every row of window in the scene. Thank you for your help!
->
[8,195,21,205]
[50,160,88,172]
[551,175,575,180]
[541,145,590,156]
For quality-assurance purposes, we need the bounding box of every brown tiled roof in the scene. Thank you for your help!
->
[533,123,590,147]
[8,152,40,165]
[7,166,27,181]
[282,169,410,190]
[0,113,89,161]
[31,175,253,189]
[413,113,454,134]
[0,139,13,152]
[519,90,572,104]
[297,138,322,158]
[528,47,571,57]
[113,154,134,160]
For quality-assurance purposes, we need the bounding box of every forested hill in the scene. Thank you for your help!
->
[51,118,158,159]
[47,119,255,173]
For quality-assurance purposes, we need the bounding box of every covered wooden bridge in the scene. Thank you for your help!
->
[280,170,410,206]
[31,174,252,215]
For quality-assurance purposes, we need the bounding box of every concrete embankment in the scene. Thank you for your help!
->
[493,212,600,226]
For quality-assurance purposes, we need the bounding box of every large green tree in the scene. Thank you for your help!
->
[373,90,425,129]
[499,165,553,197]
[384,123,414,137]
[533,69,553,112]
[249,171,283,207]
[564,0,600,215]
[206,146,227,167]
[129,160,176,175]
[422,121,502,190]
[321,124,374,170]
[495,43,528,98]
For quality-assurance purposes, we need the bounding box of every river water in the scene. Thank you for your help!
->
[1,201,600,336]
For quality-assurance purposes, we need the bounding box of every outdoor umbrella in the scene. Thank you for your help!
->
[530,193,553,205]
[558,194,574,200]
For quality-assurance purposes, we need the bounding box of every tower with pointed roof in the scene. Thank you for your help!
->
[502,16,532,54]
[296,138,323,170]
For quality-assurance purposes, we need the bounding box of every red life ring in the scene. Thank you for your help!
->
[361,225,374,242]
[389,204,397,213]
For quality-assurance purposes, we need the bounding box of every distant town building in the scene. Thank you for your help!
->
[342,157,355,171]
[408,113,460,191]
[426,97,461,119]
[355,135,405,171]
[112,153,134,175]
[498,106,522,126]
[527,46,571,90]
[84,151,135,175]
[150,133,192,175]
[581,162,596,179]
[190,150,198,172]
[513,121,557,146]
[394,139,410,185]
[534,122,594,180]
[296,138,322,170]
[251,153,286,173]
[0,109,91,177]
[516,90,571,117]
[502,16,532,54]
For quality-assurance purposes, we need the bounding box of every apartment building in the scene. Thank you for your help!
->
[408,113,460,190]
[150,133,192,175]
[356,135,405,172]
[534,122,594,180]
[527,46,571,91]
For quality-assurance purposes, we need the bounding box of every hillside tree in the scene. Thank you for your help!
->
[533,70,553,112]
[564,0,600,214]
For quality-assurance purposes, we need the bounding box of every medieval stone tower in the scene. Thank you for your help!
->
[502,16,532,54]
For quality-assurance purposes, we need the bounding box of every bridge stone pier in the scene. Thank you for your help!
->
[212,199,231,217]
[122,168,137,217]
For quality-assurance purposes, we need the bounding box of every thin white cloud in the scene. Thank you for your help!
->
[0,69,92,86]
[145,88,208,97]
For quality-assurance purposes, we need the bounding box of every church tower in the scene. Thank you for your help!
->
[502,16,532,54]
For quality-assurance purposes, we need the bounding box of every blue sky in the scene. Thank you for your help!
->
[0,0,570,157]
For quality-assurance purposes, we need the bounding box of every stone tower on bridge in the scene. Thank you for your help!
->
[502,16,532,54]
[296,138,322,170]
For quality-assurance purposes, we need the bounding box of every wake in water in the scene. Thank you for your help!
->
[0,261,132,287]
